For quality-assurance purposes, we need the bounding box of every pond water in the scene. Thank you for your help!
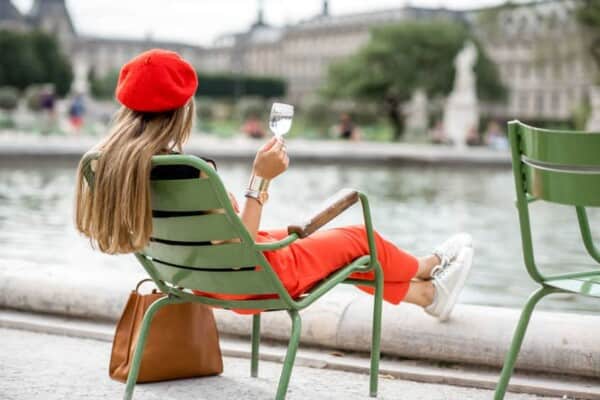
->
[0,160,598,314]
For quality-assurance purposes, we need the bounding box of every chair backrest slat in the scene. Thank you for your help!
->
[151,214,240,243]
[519,125,600,166]
[151,178,221,212]
[143,241,260,269]
[149,259,278,295]
[522,162,600,207]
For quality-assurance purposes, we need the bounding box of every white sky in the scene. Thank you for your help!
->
[13,0,516,46]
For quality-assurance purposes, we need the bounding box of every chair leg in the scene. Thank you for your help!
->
[494,286,558,400]
[275,310,302,400]
[123,296,174,400]
[251,313,261,378]
[369,265,384,398]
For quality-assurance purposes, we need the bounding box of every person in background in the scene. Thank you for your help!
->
[484,120,509,150]
[465,126,482,146]
[40,84,56,134]
[430,120,449,145]
[69,93,86,134]
[242,113,266,139]
[336,113,361,141]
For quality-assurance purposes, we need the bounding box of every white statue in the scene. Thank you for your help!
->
[71,56,90,95]
[405,88,428,135]
[442,41,480,148]
[586,86,600,132]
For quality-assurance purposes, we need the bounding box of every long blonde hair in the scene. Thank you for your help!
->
[75,99,195,254]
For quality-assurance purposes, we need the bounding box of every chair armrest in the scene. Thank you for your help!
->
[287,189,359,238]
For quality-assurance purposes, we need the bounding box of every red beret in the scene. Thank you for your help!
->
[115,49,198,112]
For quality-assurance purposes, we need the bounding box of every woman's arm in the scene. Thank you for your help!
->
[240,196,264,240]
[240,137,289,240]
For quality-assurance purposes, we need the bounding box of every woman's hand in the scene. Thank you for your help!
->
[252,137,289,179]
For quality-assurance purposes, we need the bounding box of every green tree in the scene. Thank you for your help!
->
[0,30,72,97]
[322,21,506,140]
[30,31,73,96]
[0,30,42,90]
[303,98,334,136]
[576,0,600,81]
[88,68,120,100]
[0,87,19,111]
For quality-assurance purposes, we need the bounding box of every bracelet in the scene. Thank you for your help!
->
[245,189,269,205]
[245,175,270,205]
[247,174,270,192]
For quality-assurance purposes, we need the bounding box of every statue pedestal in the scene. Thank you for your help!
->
[443,92,479,148]
[405,89,428,138]
[586,86,600,132]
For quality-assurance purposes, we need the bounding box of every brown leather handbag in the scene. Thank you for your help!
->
[109,279,223,383]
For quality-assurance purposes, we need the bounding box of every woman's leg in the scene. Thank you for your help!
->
[264,225,420,304]
[262,226,471,320]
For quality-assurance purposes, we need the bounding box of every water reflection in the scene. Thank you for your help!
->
[0,162,598,313]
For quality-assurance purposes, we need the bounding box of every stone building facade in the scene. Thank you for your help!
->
[1,0,596,122]
[469,0,596,121]
[206,0,596,122]
[209,4,464,103]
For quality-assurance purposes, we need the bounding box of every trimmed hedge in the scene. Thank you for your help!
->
[88,69,287,101]
[196,72,286,99]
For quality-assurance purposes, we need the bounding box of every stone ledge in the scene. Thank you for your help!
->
[0,267,597,379]
[0,133,511,167]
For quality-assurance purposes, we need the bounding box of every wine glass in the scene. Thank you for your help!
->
[269,102,294,139]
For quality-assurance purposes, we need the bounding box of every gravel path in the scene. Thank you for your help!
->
[0,327,557,400]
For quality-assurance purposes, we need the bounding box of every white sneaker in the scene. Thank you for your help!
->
[432,233,472,267]
[425,247,474,321]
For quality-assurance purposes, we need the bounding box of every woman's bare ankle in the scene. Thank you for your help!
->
[416,255,441,280]
[404,281,435,307]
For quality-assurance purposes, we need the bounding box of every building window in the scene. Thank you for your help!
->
[521,63,531,80]
[535,92,545,115]
[551,92,560,113]
[570,60,578,77]
[519,92,529,113]
[519,15,528,32]
[506,63,514,77]
[553,63,562,80]
[566,88,575,104]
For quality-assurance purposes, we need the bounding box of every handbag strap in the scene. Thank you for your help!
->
[135,278,157,294]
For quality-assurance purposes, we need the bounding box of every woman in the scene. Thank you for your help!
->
[337,113,361,141]
[75,49,474,321]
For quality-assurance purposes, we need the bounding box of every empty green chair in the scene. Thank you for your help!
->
[495,121,600,399]
[80,151,383,400]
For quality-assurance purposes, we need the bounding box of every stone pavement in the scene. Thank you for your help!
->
[0,327,557,400]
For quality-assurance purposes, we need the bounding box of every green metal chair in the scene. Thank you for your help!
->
[494,121,600,399]
[81,152,384,400]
